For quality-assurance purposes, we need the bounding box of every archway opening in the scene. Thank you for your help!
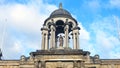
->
[55,20,64,36]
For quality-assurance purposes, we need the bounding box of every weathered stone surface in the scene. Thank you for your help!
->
[30,49,89,55]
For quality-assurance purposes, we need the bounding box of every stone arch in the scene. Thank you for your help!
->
[67,19,77,28]
[53,17,66,23]
[68,21,73,33]
[47,22,52,28]
[55,20,64,36]
[44,19,52,28]
[56,20,64,25]
[44,17,77,28]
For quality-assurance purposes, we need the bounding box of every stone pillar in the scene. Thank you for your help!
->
[80,61,85,68]
[35,61,39,68]
[64,24,69,48]
[41,61,45,68]
[86,52,90,63]
[45,33,49,50]
[76,30,80,49]
[41,32,45,50]
[53,29,55,47]
[77,61,81,68]
[73,33,76,49]
[55,37,58,48]
[73,61,78,68]
[41,27,49,50]
[50,25,55,48]
[50,26,53,48]
[73,29,80,49]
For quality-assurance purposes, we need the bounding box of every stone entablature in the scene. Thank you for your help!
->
[0,60,19,68]
[30,49,88,55]
[101,59,120,64]
[30,49,86,61]
[1,59,120,68]
[0,60,19,65]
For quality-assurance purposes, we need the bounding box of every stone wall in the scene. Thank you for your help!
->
[0,60,19,68]
[0,51,120,68]
[0,59,120,68]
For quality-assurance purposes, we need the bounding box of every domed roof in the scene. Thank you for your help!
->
[44,3,77,25]
[50,3,72,18]
[50,8,72,17]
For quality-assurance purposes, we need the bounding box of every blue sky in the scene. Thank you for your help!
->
[0,0,120,59]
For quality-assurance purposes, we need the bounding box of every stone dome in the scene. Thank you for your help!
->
[49,3,72,18]
[50,8,72,18]
[44,3,77,25]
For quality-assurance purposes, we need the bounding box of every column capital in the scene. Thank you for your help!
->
[64,19,70,25]
[50,25,56,31]
[48,19,55,26]
[64,24,69,31]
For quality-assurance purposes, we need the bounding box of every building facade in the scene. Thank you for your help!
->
[0,4,120,68]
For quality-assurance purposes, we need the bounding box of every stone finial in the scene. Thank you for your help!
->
[20,55,26,61]
[59,3,62,9]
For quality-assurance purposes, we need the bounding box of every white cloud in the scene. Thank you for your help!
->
[0,0,57,59]
[110,52,120,59]
[81,0,101,13]
[79,23,90,41]
[12,41,23,53]
[77,22,98,55]
[70,15,120,59]
[90,16,120,59]
[113,16,120,40]
[88,0,100,10]
[110,0,120,8]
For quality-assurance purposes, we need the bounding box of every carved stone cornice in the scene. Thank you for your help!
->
[30,49,90,56]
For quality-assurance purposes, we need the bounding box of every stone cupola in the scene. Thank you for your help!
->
[41,3,80,50]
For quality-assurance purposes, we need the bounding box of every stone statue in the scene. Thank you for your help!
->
[59,35,63,47]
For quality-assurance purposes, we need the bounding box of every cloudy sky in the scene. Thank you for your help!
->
[0,0,120,59]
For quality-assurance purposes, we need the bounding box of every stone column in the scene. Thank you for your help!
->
[64,24,69,48]
[73,29,80,49]
[50,25,55,48]
[53,29,55,47]
[77,61,81,68]
[73,61,78,68]
[55,37,58,48]
[41,61,45,68]
[35,61,39,68]
[45,33,49,50]
[41,32,45,50]
[76,30,80,49]
[41,27,49,50]
[80,61,85,68]
[50,26,53,48]
[86,52,90,63]
[73,33,76,49]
